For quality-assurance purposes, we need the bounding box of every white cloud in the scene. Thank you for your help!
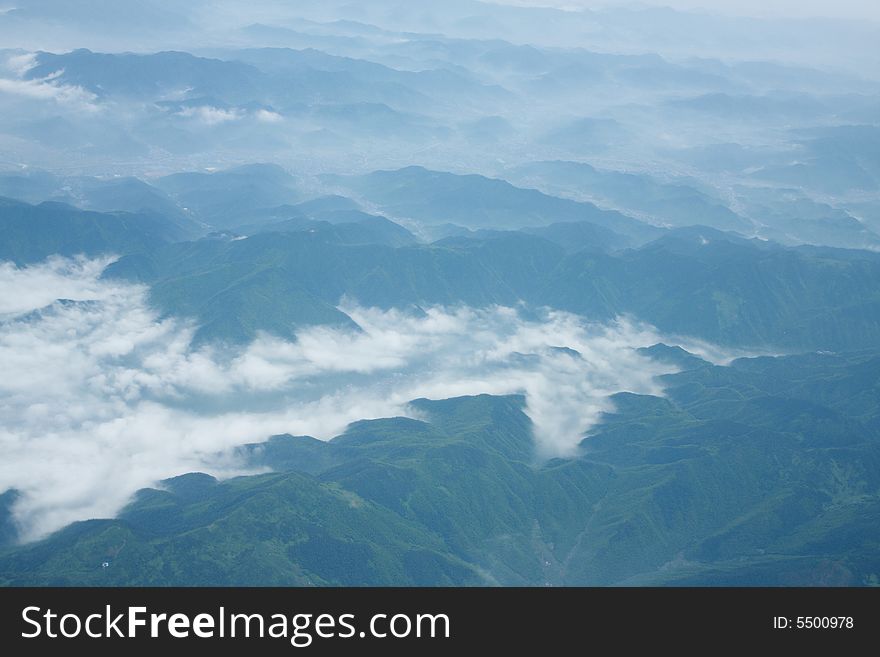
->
[0,255,120,314]
[255,108,283,123]
[176,105,244,125]
[4,52,37,78]
[0,76,98,109]
[0,56,99,112]
[174,106,283,125]
[0,257,725,541]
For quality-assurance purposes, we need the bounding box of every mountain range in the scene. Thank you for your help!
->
[1,0,878,588]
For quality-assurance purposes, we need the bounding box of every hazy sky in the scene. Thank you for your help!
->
[492,0,880,21]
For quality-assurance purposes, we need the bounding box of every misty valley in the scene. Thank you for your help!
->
[0,0,879,587]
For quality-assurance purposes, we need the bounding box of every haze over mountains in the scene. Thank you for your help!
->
[0,0,878,586]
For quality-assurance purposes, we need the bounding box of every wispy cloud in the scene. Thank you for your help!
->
[0,54,98,112]
[176,105,244,125]
[0,257,721,541]
[0,75,98,109]
[174,105,283,125]
[4,53,37,77]
[255,108,283,123]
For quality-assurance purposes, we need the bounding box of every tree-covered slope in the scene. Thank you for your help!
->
[541,228,880,349]
[322,166,664,244]
[0,197,177,264]
[105,225,880,352]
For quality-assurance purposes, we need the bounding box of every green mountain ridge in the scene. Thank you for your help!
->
[2,1,880,593]
[4,193,878,352]
[0,196,178,264]
[104,222,880,352]
[321,166,665,245]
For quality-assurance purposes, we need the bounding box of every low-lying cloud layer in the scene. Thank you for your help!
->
[0,257,714,541]
[173,105,284,126]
